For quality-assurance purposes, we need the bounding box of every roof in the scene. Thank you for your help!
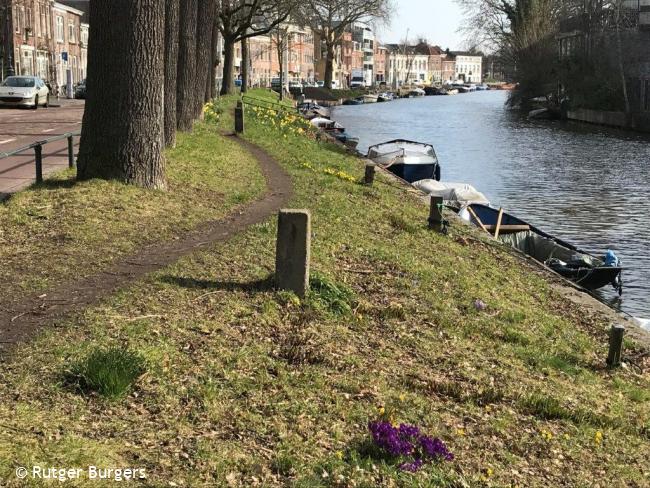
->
[451,51,483,58]
[56,0,89,22]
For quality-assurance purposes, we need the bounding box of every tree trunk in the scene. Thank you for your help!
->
[209,19,220,99]
[164,0,179,147]
[241,38,249,93]
[278,41,284,101]
[194,0,215,117]
[220,36,235,95]
[77,0,166,189]
[615,6,632,126]
[176,0,198,131]
[324,42,335,89]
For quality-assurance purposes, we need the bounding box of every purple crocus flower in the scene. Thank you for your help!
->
[369,421,413,456]
[420,436,454,461]
[398,423,420,438]
[399,458,423,472]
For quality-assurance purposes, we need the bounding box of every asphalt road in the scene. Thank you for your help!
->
[0,99,84,198]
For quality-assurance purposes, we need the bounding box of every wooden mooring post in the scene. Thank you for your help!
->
[275,209,311,298]
[364,163,376,186]
[235,100,244,133]
[606,324,625,368]
[428,196,445,232]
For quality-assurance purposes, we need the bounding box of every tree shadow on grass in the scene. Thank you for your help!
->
[32,176,78,191]
[159,273,275,293]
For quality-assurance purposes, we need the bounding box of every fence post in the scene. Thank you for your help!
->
[34,144,43,184]
[428,196,444,231]
[67,135,75,168]
[275,209,311,298]
[364,163,376,186]
[606,324,625,368]
[235,100,244,133]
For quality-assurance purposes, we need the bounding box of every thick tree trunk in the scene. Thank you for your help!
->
[325,42,335,89]
[164,0,179,147]
[241,38,249,93]
[176,0,198,131]
[220,36,235,95]
[194,0,215,117]
[77,0,166,189]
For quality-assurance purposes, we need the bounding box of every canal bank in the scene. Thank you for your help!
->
[333,90,650,323]
[0,90,648,486]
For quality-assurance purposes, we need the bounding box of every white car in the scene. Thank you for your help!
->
[0,76,50,109]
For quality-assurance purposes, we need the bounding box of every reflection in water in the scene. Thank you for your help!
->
[333,91,650,319]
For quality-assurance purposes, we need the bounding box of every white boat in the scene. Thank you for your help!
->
[309,117,345,132]
[409,88,426,97]
[377,92,394,102]
[362,94,379,103]
[412,180,490,207]
[367,139,441,183]
[446,89,459,95]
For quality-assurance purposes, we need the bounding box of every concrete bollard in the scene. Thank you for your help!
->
[235,100,244,133]
[606,324,625,368]
[428,196,445,232]
[275,209,311,298]
[364,163,376,186]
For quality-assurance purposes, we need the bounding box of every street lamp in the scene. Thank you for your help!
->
[2,2,14,77]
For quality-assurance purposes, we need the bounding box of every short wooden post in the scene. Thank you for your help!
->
[67,135,75,168]
[606,324,625,368]
[364,163,376,186]
[275,209,311,298]
[428,196,444,231]
[235,100,245,133]
[34,144,43,183]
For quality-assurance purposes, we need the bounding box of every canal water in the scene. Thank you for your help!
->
[333,90,650,324]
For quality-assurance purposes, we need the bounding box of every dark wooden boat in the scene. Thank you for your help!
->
[459,204,623,293]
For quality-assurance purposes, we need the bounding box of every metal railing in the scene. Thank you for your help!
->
[241,94,296,114]
[0,131,81,184]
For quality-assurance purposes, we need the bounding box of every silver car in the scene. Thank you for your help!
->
[0,76,50,109]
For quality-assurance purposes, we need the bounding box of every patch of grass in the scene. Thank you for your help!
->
[308,271,355,315]
[66,348,146,399]
[0,122,265,297]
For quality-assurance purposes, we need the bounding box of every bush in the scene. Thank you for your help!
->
[66,347,146,399]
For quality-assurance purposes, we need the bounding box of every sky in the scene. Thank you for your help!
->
[379,0,466,50]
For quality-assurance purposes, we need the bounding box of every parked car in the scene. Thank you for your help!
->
[74,79,86,99]
[0,75,50,109]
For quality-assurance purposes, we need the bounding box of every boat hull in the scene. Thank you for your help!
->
[460,204,623,291]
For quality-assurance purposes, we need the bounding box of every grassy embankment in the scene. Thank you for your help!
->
[0,123,265,298]
[0,89,648,487]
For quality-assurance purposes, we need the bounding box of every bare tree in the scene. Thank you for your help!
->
[164,0,180,147]
[177,0,198,131]
[217,0,297,95]
[77,0,166,189]
[271,24,292,100]
[298,0,393,89]
[195,0,217,116]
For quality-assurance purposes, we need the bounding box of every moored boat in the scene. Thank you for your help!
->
[446,89,459,95]
[342,98,364,105]
[362,94,379,103]
[413,180,490,207]
[458,203,623,292]
[377,92,394,102]
[367,139,441,184]
[409,88,426,97]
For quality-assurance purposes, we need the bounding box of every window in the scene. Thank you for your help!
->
[56,16,64,42]
[68,21,76,43]
[81,27,88,45]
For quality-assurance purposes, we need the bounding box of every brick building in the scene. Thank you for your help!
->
[0,0,87,91]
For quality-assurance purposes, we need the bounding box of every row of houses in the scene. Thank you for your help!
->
[1,3,483,93]
[232,22,484,89]
[0,0,88,91]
